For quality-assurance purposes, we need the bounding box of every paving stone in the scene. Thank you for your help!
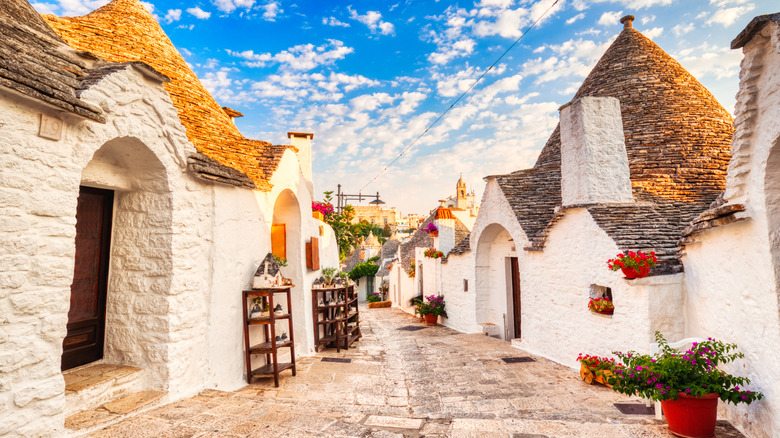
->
[364,415,423,429]
[79,306,744,437]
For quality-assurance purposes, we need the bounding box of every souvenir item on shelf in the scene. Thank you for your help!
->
[274,304,284,316]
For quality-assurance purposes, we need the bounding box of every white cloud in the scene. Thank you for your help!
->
[428,38,476,65]
[323,16,350,27]
[707,5,755,27]
[642,26,663,39]
[31,2,58,14]
[672,22,694,36]
[590,0,673,8]
[710,0,751,6]
[640,15,655,24]
[140,1,154,14]
[163,9,182,23]
[261,2,280,21]
[566,13,585,25]
[598,11,623,27]
[227,40,353,71]
[44,0,109,16]
[522,37,614,85]
[348,7,395,36]
[212,0,254,13]
[675,43,742,81]
[187,6,211,19]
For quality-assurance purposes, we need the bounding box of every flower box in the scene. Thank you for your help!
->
[312,211,324,221]
[580,362,614,387]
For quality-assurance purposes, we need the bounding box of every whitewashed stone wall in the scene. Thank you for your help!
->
[0,65,337,437]
[682,20,780,438]
[440,251,479,334]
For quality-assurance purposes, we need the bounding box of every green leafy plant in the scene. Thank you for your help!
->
[322,267,338,284]
[367,292,382,303]
[273,255,288,267]
[608,332,764,404]
[423,248,444,259]
[348,262,379,280]
[367,255,380,263]
[416,294,447,317]
[588,297,614,313]
[408,260,415,278]
[607,250,657,271]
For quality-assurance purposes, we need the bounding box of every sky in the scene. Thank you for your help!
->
[35,0,779,217]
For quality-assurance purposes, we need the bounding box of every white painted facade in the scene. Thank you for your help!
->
[0,63,336,437]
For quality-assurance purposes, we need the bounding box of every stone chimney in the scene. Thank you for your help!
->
[559,96,633,206]
[434,208,456,255]
[287,132,314,195]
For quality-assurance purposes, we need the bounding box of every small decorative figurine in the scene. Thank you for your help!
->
[274,304,283,316]
[253,253,284,289]
[249,303,263,319]
[280,332,288,342]
[318,297,324,307]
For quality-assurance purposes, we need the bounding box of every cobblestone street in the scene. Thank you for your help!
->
[86,307,744,437]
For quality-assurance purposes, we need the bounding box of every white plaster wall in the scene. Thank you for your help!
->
[516,209,685,368]
[0,65,203,437]
[683,223,780,438]
[440,251,479,333]
[680,22,780,438]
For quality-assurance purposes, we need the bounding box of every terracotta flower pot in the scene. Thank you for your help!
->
[424,314,438,325]
[312,211,324,221]
[429,231,438,238]
[621,265,650,278]
[596,308,614,315]
[660,392,719,438]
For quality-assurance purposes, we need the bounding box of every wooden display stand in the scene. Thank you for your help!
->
[242,287,296,387]
[312,285,361,352]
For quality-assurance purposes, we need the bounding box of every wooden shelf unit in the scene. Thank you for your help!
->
[311,285,361,352]
[242,287,296,387]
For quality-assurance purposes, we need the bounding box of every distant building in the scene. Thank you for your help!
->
[352,205,399,229]
[439,175,480,228]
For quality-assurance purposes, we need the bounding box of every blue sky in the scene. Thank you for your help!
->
[37,0,778,216]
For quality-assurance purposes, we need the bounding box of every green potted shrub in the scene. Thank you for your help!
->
[608,332,763,437]
[416,294,447,325]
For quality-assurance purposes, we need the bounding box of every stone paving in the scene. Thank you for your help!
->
[85,306,745,437]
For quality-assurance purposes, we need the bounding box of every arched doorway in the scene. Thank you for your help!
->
[271,189,306,352]
[475,223,521,340]
[66,137,174,387]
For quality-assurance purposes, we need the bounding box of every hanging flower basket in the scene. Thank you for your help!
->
[607,251,657,279]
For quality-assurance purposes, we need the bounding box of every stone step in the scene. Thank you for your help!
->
[63,363,144,417]
[65,390,167,433]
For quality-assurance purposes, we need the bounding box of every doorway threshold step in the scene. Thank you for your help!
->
[102,390,166,415]
[65,390,167,432]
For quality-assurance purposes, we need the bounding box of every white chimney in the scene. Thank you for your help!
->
[559,96,633,206]
[287,132,314,196]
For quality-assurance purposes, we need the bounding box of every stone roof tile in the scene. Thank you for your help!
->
[43,0,292,190]
[495,24,733,274]
[0,0,104,122]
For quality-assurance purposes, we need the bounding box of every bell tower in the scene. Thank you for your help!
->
[456,174,467,209]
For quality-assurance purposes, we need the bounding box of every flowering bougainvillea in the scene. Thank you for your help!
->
[424,248,444,259]
[588,297,614,313]
[607,250,657,271]
[422,222,438,234]
[607,332,764,404]
[312,201,334,217]
[416,294,447,317]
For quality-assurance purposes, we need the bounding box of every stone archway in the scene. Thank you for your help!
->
[75,136,174,386]
[272,189,306,352]
[475,223,519,340]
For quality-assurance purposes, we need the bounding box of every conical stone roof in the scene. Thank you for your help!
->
[495,18,734,274]
[43,0,290,190]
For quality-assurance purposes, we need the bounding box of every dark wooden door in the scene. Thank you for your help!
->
[510,257,521,339]
[62,187,113,371]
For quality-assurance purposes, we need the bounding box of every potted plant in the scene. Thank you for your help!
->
[416,294,447,325]
[576,354,622,386]
[423,248,444,259]
[367,292,381,303]
[312,201,333,221]
[322,267,337,286]
[608,332,763,438]
[423,222,438,238]
[379,281,389,300]
[408,260,415,278]
[607,250,657,278]
[588,297,615,315]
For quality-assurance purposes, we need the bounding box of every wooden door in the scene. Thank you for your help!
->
[62,187,113,371]
[510,257,521,339]
[271,223,286,260]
